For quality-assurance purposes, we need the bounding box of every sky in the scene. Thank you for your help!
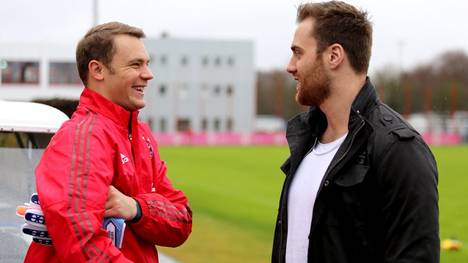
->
[0,0,467,75]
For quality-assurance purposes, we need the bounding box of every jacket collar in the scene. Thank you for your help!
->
[77,88,139,129]
[285,77,377,150]
[350,77,377,118]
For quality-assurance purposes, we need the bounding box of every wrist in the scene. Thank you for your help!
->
[129,198,142,223]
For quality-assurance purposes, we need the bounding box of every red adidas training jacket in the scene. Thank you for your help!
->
[24,88,192,262]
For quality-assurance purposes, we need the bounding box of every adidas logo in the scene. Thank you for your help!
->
[120,153,129,165]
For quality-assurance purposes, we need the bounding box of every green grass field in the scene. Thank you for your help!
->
[157,145,468,263]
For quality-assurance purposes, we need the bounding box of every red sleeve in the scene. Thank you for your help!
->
[36,116,132,262]
[129,126,192,247]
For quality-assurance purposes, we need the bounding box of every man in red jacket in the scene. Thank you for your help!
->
[24,21,192,262]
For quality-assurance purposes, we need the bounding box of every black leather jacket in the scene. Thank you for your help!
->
[272,78,439,263]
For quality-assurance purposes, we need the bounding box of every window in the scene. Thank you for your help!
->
[201,118,208,131]
[147,117,154,131]
[160,55,168,65]
[213,85,221,95]
[0,59,7,69]
[180,56,189,66]
[227,57,235,66]
[49,62,81,85]
[159,118,167,132]
[214,118,221,131]
[201,56,209,66]
[214,56,221,66]
[226,85,234,97]
[177,118,191,132]
[0,132,52,148]
[159,84,167,95]
[1,61,39,84]
[227,118,234,131]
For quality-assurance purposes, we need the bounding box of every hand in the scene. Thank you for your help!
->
[104,186,138,221]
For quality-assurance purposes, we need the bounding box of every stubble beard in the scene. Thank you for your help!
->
[295,58,331,107]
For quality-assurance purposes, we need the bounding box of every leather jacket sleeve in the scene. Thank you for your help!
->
[375,135,439,262]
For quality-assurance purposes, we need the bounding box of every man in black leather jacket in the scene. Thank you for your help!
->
[272,2,439,263]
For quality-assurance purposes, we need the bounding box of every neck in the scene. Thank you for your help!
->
[86,83,118,109]
[319,74,366,143]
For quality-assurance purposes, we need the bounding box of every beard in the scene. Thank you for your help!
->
[295,57,331,107]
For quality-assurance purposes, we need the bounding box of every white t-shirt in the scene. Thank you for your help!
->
[286,133,347,263]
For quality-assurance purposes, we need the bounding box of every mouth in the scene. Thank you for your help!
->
[133,85,146,95]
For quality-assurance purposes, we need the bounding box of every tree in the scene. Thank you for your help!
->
[373,49,468,114]
[256,70,306,120]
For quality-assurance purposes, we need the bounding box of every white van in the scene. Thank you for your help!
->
[0,100,68,263]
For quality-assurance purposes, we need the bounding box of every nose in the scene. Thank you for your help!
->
[141,65,154,81]
[286,57,297,75]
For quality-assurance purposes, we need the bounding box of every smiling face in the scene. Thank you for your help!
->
[287,18,331,107]
[101,34,153,111]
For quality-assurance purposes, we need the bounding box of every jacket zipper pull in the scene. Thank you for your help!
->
[128,113,133,141]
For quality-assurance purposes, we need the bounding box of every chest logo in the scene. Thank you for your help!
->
[142,136,154,159]
[120,153,129,165]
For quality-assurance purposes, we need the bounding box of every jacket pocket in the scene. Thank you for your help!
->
[330,164,371,248]
[334,164,368,187]
[324,163,370,230]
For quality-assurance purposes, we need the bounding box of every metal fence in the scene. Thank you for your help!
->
[0,148,43,262]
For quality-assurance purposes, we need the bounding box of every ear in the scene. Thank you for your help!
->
[325,43,345,70]
[88,60,105,81]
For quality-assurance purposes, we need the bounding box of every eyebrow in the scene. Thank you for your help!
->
[291,45,302,53]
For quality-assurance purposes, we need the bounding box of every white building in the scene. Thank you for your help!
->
[0,42,82,100]
[142,37,255,133]
[0,37,256,133]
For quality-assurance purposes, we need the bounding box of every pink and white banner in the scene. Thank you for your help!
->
[154,132,287,146]
[421,132,462,145]
[154,132,463,146]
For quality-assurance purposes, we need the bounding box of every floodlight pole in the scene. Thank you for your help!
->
[93,0,99,26]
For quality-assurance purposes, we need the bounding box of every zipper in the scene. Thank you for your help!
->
[327,117,365,175]
[128,113,155,193]
[128,114,133,141]
[280,114,366,262]
[128,113,136,165]
[307,116,366,240]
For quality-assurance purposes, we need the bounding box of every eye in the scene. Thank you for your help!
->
[292,48,301,58]
[293,52,301,60]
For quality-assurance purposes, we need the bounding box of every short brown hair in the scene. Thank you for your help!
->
[297,1,372,73]
[76,22,145,85]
